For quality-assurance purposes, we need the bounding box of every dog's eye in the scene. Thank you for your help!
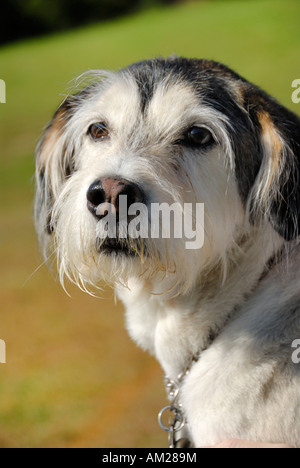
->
[88,122,109,141]
[187,126,214,147]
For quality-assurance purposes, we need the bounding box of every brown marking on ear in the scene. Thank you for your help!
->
[258,111,283,157]
[38,101,73,166]
[257,111,284,195]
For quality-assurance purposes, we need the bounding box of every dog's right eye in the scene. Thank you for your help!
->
[88,122,109,141]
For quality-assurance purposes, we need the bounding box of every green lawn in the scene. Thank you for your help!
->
[0,0,299,448]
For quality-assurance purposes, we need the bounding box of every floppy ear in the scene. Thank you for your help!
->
[247,89,300,241]
[34,98,77,247]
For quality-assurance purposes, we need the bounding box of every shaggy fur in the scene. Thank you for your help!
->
[35,57,300,447]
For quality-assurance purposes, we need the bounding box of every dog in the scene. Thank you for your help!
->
[35,57,300,448]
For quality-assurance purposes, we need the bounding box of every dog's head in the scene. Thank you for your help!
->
[35,57,300,293]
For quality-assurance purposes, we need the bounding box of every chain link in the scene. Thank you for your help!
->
[158,354,199,448]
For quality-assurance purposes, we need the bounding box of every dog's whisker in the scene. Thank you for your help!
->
[22,250,57,288]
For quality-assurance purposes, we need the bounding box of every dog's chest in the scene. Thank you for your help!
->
[119,284,213,378]
[117,273,300,447]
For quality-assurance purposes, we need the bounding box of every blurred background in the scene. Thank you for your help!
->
[0,0,299,448]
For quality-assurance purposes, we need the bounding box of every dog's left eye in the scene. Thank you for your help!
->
[88,122,109,141]
[187,126,214,147]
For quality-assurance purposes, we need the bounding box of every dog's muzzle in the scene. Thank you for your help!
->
[87,178,145,256]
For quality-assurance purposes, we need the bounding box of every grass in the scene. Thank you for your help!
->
[0,0,299,448]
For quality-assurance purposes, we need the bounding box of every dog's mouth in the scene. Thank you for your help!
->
[96,237,142,257]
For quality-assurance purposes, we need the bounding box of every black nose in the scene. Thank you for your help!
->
[87,178,144,220]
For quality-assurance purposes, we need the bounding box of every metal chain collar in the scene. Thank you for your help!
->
[158,354,199,448]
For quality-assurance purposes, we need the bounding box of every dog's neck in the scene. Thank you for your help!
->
[117,227,284,379]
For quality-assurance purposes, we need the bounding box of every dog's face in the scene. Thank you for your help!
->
[35,57,300,293]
